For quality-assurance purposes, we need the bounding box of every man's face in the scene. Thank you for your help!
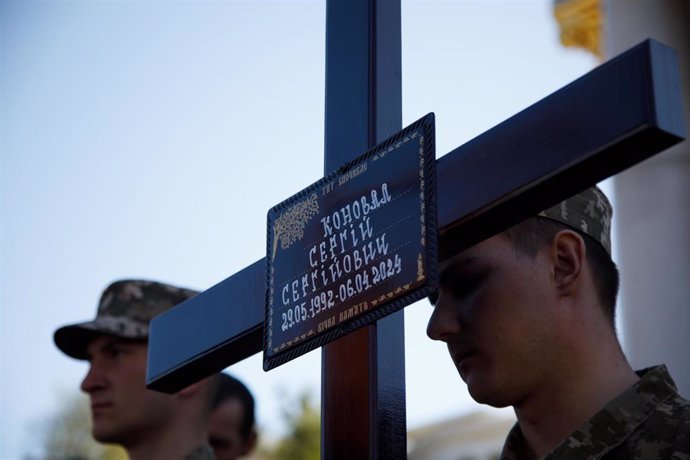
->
[208,398,255,460]
[81,335,176,445]
[427,233,560,407]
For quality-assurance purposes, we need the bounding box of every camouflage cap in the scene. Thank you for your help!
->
[54,279,199,360]
[538,185,613,256]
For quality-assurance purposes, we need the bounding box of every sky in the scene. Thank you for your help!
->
[0,1,597,458]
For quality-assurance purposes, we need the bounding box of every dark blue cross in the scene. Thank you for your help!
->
[146,1,685,457]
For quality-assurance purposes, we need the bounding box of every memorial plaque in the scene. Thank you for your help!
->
[264,113,437,370]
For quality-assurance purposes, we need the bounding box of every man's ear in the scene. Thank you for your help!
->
[551,229,586,295]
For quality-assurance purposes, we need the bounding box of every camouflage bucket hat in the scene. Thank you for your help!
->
[538,185,613,256]
[54,279,198,360]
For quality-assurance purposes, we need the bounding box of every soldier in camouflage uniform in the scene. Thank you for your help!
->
[54,279,216,460]
[427,186,690,459]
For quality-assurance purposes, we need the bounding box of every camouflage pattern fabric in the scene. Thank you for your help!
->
[538,185,613,256]
[54,279,199,359]
[184,444,215,460]
[501,365,690,459]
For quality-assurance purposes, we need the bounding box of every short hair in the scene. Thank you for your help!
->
[211,373,256,441]
[504,217,620,325]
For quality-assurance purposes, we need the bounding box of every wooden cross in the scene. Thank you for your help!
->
[146,1,685,458]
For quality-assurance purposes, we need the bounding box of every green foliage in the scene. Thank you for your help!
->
[41,393,127,460]
[260,392,320,460]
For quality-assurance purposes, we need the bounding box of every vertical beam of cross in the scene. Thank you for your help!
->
[321,0,406,458]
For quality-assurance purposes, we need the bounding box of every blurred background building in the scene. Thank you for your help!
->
[407,412,514,460]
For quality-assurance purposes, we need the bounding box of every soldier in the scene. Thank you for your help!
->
[54,279,216,460]
[427,186,690,459]
[208,373,257,460]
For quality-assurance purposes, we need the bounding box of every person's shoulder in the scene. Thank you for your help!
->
[586,366,689,459]
[647,390,690,431]
[622,390,690,459]
[664,391,690,415]
[643,365,690,430]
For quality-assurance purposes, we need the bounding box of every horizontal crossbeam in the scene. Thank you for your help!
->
[147,39,685,393]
